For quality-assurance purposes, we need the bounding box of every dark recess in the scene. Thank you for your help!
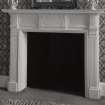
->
[27,32,85,97]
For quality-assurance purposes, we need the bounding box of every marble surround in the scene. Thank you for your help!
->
[0,0,105,82]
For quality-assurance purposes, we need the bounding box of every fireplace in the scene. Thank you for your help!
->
[27,32,85,96]
[2,9,104,99]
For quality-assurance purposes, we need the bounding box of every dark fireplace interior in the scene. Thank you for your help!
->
[27,32,85,96]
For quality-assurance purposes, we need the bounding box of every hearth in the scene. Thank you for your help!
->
[27,32,85,96]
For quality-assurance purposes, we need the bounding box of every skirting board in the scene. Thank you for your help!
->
[100,82,105,97]
[0,75,9,88]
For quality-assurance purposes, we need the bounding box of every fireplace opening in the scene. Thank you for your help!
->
[27,32,85,96]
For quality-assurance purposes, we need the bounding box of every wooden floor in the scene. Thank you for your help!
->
[0,88,105,105]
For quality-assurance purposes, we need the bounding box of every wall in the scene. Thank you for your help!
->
[0,0,105,82]
[99,0,105,82]
[0,0,10,75]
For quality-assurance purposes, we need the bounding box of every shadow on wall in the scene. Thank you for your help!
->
[0,0,105,82]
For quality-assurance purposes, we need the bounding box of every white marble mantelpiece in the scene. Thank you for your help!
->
[2,9,105,99]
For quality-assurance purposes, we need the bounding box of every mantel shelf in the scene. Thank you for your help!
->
[2,9,105,14]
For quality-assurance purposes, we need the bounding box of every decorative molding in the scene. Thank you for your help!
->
[2,9,105,14]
